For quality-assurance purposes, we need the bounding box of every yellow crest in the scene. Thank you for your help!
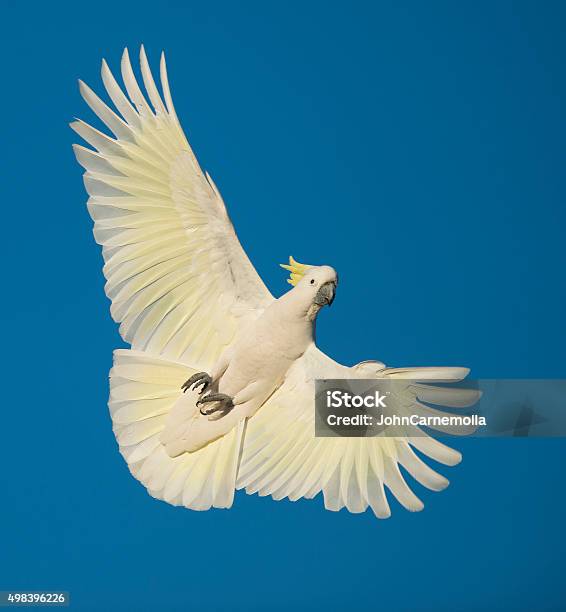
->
[279,256,312,286]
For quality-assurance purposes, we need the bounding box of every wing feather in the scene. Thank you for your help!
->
[73,47,273,370]
[239,345,470,518]
[101,58,141,128]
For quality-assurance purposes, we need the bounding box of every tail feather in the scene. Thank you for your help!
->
[109,349,243,510]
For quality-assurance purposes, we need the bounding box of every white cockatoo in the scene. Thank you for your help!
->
[72,47,476,518]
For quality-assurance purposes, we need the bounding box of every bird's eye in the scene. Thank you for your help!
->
[310,279,315,285]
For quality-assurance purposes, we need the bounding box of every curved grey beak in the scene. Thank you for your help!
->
[314,281,337,307]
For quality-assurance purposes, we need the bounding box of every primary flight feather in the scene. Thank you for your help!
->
[72,47,473,517]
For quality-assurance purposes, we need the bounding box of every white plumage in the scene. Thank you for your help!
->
[73,47,474,518]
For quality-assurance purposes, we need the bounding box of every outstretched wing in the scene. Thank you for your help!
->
[238,346,476,518]
[72,47,272,370]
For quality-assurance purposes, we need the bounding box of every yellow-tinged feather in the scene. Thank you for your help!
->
[279,256,313,286]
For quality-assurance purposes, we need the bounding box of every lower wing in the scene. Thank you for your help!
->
[237,345,477,518]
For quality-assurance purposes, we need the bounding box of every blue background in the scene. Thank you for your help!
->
[1,1,565,610]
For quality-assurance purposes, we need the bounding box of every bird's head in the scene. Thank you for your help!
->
[280,256,338,312]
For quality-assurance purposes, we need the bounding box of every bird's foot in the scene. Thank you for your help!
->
[181,372,212,395]
[197,393,234,416]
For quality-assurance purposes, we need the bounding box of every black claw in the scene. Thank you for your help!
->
[181,372,212,394]
[196,392,233,406]
[197,392,234,416]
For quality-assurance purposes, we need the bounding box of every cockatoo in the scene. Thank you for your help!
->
[72,47,475,518]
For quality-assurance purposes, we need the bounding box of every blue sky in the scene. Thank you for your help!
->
[1,1,565,610]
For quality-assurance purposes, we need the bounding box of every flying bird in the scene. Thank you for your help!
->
[72,47,475,518]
